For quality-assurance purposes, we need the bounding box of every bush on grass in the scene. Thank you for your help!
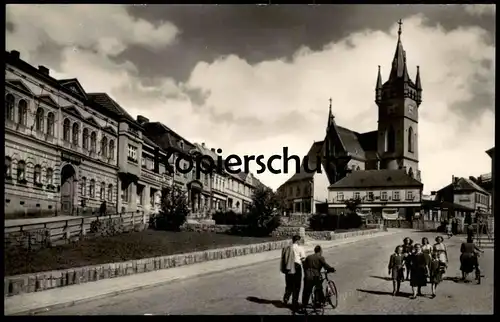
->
[150,185,190,231]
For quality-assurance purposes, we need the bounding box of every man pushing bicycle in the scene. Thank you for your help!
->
[301,245,336,309]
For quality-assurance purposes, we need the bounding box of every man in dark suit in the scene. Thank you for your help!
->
[301,245,336,308]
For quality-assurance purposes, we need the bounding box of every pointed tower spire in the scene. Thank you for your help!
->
[375,65,382,104]
[415,65,422,105]
[415,65,422,90]
[388,19,410,82]
[327,97,335,130]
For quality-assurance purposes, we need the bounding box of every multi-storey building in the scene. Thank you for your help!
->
[5,50,121,217]
[328,170,423,220]
[435,176,491,216]
[4,51,266,219]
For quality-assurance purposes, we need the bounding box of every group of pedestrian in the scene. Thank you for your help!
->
[280,235,336,312]
[388,236,448,299]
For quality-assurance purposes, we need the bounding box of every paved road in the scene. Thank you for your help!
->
[39,232,493,315]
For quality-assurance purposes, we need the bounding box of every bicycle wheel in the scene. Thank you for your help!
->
[325,280,338,309]
[311,286,325,315]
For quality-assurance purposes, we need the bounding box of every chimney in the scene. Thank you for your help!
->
[137,115,149,124]
[11,50,20,59]
[431,191,436,196]
[211,148,215,152]
[201,142,206,148]
[452,175,459,185]
[38,65,49,75]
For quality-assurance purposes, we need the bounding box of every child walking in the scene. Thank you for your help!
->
[429,252,446,298]
[388,245,405,296]
[402,237,414,280]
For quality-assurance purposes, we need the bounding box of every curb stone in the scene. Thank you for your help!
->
[5,230,400,316]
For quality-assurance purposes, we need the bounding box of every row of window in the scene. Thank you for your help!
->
[475,193,489,206]
[5,94,116,160]
[336,191,414,201]
[5,94,29,126]
[5,157,54,186]
[63,119,115,160]
[81,177,113,202]
[288,185,311,197]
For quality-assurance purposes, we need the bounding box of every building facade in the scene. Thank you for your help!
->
[5,50,121,218]
[328,170,423,220]
[4,51,264,219]
[435,176,491,215]
[278,21,423,216]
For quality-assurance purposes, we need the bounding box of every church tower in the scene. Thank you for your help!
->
[375,20,422,181]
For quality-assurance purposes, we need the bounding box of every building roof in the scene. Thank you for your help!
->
[422,200,475,212]
[438,177,490,195]
[87,93,137,125]
[357,130,378,153]
[142,122,195,156]
[336,126,366,161]
[486,147,495,157]
[285,141,324,183]
[329,169,423,189]
[6,50,120,121]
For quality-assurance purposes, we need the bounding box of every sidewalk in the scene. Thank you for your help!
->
[5,229,404,316]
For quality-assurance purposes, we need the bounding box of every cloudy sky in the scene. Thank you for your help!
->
[6,4,495,193]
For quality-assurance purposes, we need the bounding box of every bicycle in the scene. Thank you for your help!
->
[306,271,338,315]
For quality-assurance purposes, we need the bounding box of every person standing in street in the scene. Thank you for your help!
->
[301,245,336,309]
[280,235,306,311]
[388,245,405,296]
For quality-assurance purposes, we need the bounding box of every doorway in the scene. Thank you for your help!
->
[61,164,76,215]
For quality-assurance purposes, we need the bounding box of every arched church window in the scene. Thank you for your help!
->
[408,127,414,153]
[386,126,395,153]
[408,167,414,178]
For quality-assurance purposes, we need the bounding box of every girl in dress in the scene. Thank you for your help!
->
[433,236,449,264]
[402,237,414,280]
[421,237,433,270]
[388,245,405,296]
[409,243,429,299]
[429,252,446,298]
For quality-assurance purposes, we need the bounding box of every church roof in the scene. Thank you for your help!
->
[336,126,366,161]
[285,141,324,183]
[356,130,378,152]
[329,169,422,189]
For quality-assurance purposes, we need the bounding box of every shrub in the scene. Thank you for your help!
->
[212,210,248,225]
[245,187,282,236]
[151,185,190,231]
[309,212,363,231]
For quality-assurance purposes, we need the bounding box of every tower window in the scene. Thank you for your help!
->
[386,126,396,153]
[408,127,414,153]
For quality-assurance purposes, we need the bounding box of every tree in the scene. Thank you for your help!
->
[344,198,361,215]
[245,186,281,236]
[151,185,190,231]
[275,188,288,215]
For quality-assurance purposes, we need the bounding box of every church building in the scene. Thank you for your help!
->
[278,21,424,220]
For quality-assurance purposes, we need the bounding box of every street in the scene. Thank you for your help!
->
[38,232,493,315]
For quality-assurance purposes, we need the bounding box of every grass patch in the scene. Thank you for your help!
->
[5,230,285,276]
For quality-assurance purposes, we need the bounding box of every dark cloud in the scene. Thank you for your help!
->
[124,5,494,83]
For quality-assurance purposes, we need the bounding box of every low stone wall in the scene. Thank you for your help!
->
[306,227,384,241]
[4,239,291,297]
[4,212,149,250]
[271,226,306,244]
[180,223,246,234]
[281,214,311,227]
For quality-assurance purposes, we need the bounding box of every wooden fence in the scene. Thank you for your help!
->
[4,211,150,249]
